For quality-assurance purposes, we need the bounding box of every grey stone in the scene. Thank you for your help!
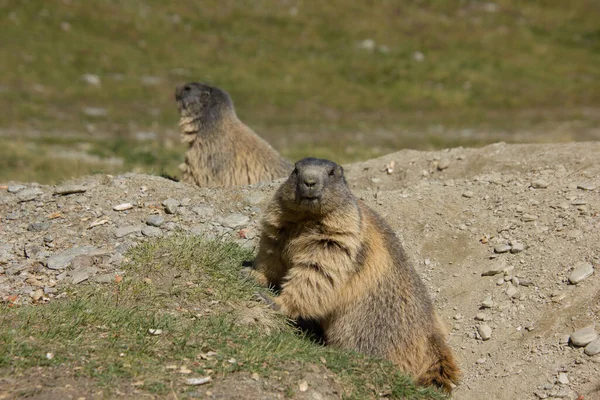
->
[477,324,492,340]
[93,273,117,284]
[114,225,143,238]
[577,183,596,191]
[142,226,163,238]
[17,188,44,202]
[510,243,526,253]
[557,373,569,385]
[6,263,29,275]
[462,190,474,198]
[437,158,451,170]
[146,215,165,227]
[27,221,50,232]
[24,244,48,259]
[531,179,549,189]
[71,266,99,284]
[568,262,594,284]
[69,255,93,270]
[163,198,180,214]
[46,246,99,270]
[506,285,519,298]
[0,244,15,263]
[570,325,597,347]
[6,211,19,220]
[221,213,249,229]
[244,193,265,205]
[482,263,506,276]
[53,185,87,195]
[584,338,600,356]
[192,205,214,218]
[494,244,511,254]
[7,184,26,193]
[522,214,538,222]
[475,313,488,321]
[481,296,495,309]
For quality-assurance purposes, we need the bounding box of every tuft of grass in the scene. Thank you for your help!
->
[0,236,446,399]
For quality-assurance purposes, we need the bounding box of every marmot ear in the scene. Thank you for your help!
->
[201,90,211,99]
[334,165,344,177]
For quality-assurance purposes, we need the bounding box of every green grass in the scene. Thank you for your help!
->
[0,236,445,399]
[1,0,599,183]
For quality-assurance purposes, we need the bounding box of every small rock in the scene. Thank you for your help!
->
[192,205,214,218]
[82,107,108,117]
[6,211,19,220]
[570,325,598,347]
[7,184,26,193]
[577,183,596,191]
[82,73,101,86]
[142,226,163,238]
[298,380,309,392]
[114,225,143,238]
[477,324,492,340]
[437,159,451,170]
[568,262,594,284]
[476,358,486,364]
[522,214,538,222]
[462,190,474,198]
[510,242,525,253]
[71,266,98,284]
[148,328,163,335]
[475,313,487,321]
[162,198,180,214]
[113,203,134,211]
[146,215,165,227]
[494,244,511,254]
[584,338,600,356]
[28,222,50,232]
[185,377,212,386]
[53,185,87,195]
[557,373,569,385]
[221,213,249,229]
[531,179,549,189]
[481,297,495,309]
[17,188,44,202]
[506,285,519,298]
[46,246,99,270]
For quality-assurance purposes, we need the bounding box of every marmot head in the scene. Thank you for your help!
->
[277,157,354,216]
[175,82,235,126]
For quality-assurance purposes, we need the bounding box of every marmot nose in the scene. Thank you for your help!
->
[303,178,316,188]
[175,84,193,101]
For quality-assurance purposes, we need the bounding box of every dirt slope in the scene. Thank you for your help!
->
[1,142,599,399]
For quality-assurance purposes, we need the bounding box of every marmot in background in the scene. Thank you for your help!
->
[253,157,460,392]
[175,82,292,187]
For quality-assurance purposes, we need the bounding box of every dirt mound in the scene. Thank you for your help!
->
[1,142,599,399]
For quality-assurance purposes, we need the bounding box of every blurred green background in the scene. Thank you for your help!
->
[1,0,599,183]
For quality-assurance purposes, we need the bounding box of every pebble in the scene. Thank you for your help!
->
[142,226,163,238]
[577,183,596,191]
[475,313,487,321]
[482,264,506,276]
[46,246,99,270]
[510,242,525,253]
[71,266,99,284]
[521,214,538,222]
[6,211,19,220]
[220,213,249,229]
[570,325,597,347]
[584,338,600,356]
[162,198,180,214]
[531,179,549,189]
[113,203,134,211]
[53,185,87,195]
[462,190,474,198]
[556,373,569,385]
[477,324,492,340]
[481,297,495,309]
[476,358,486,364]
[506,285,518,298]
[17,188,44,202]
[494,244,511,254]
[192,205,215,218]
[185,377,212,386]
[7,184,26,193]
[114,225,143,238]
[567,262,594,284]
[146,215,165,227]
[28,221,50,232]
[437,158,451,170]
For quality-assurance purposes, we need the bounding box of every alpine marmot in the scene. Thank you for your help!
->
[175,82,292,187]
[253,157,460,392]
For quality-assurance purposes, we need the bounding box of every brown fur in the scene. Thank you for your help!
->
[254,157,460,393]
[175,82,292,187]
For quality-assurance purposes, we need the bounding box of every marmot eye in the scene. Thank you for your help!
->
[292,168,298,175]
[328,168,335,177]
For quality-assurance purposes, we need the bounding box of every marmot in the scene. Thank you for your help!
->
[175,82,292,187]
[253,157,460,392]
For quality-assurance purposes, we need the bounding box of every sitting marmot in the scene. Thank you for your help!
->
[253,157,460,392]
[175,82,292,187]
